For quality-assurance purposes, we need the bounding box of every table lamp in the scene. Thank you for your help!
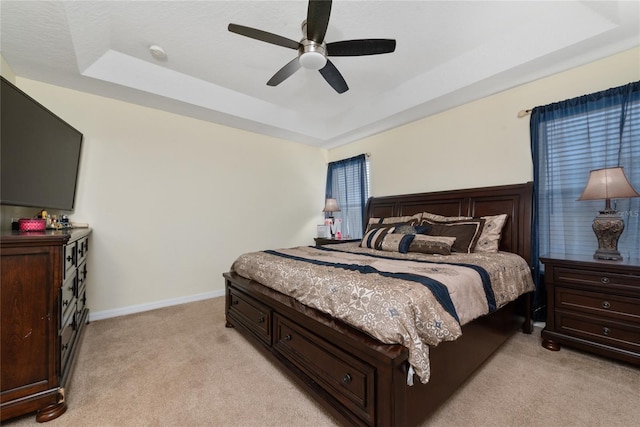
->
[577,167,640,261]
[322,198,340,238]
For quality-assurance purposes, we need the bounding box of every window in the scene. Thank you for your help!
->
[325,154,370,239]
[530,81,640,318]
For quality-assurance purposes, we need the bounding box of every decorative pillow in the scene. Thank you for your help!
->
[360,224,396,249]
[420,212,508,253]
[421,218,486,253]
[421,212,470,222]
[379,233,415,254]
[474,214,508,253]
[368,213,421,226]
[393,224,431,235]
[408,235,456,255]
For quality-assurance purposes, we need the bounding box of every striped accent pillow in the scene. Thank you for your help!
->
[379,233,415,254]
[361,225,396,249]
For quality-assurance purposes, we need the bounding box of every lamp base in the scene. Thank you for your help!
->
[591,210,624,261]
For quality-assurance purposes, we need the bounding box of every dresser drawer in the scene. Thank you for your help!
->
[63,241,76,279]
[554,267,640,295]
[60,310,77,370]
[555,287,640,323]
[77,260,88,297]
[60,270,76,329]
[555,310,640,354]
[273,313,375,425]
[227,288,271,345]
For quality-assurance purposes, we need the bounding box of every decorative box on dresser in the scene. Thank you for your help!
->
[540,254,640,365]
[1,228,91,422]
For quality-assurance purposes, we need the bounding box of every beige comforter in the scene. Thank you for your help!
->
[231,242,534,383]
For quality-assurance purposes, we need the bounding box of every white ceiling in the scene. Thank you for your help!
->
[1,1,639,149]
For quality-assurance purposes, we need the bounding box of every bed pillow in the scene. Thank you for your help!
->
[360,224,396,249]
[474,214,508,253]
[408,235,456,255]
[368,213,422,226]
[379,233,415,254]
[392,224,431,235]
[421,218,486,253]
[420,212,471,222]
[421,212,508,253]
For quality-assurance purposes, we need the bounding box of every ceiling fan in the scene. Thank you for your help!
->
[228,0,396,94]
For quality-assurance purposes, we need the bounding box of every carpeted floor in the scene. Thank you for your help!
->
[5,297,639,426]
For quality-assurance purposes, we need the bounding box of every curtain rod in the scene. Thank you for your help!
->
[518,109,532,118]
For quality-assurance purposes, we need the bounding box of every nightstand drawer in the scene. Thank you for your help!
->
[555,310,640,353]
[556,287,640,323]
[555,267,640,294]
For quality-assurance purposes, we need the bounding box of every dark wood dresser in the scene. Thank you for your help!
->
[540,254,639,365]
[1,228,91,422]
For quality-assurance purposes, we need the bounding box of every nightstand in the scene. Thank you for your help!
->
[540,254,640,365]
[314,237,359,246]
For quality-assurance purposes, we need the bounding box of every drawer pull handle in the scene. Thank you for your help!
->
[600,277,610,284]
[257,316,265,323]
[283,334,292,342]
[63,299,69,307]
[602,327,611,336]
[66,255,73,262]
[342,374,352,384]
[602,301,611,309]
[231,300,239,305]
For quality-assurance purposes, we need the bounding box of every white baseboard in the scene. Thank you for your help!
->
[89,289,225,322]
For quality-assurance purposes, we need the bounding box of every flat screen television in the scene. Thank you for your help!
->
[1,76,83,211]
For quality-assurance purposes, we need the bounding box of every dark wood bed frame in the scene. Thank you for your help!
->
[224,182,534,426]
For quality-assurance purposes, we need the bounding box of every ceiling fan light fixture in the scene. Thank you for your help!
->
[299,51,327,70]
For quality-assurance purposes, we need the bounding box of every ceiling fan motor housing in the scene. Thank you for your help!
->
[299,40,327,70]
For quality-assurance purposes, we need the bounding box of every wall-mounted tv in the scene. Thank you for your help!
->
[1,76,83,211]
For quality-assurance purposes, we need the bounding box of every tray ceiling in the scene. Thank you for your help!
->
[1,1,638,148]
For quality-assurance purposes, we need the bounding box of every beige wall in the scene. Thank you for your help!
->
[8,77,328,318]
[3,47,639,318]
[331,47,640,197]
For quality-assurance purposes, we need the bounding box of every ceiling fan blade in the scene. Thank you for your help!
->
[319,59,348,94]
[326,39,396,56]
[267,57,302,86]
[228,23,300,50]
[306,0,332,43]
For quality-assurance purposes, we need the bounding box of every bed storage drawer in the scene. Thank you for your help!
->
[227,287,272,345]
[273,313,375,425]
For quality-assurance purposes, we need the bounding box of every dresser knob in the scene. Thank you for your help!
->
[600,277,610,284]
[602,327,611,336]
[231,299,239,305]
[283,334,292,341]
[257,316,265,323]
[601,301,611,309]
[342,374,352,384]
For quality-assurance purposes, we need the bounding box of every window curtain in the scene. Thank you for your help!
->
[530,81,640,320]
[325,154,369,239]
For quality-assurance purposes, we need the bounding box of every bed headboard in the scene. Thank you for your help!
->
[365,182,533,263]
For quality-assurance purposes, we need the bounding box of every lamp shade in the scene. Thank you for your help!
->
[577,167,640,201]
[322,198,340,213]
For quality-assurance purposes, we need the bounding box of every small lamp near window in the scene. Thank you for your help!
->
[577,167,640,261]
[322,198,340,238]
